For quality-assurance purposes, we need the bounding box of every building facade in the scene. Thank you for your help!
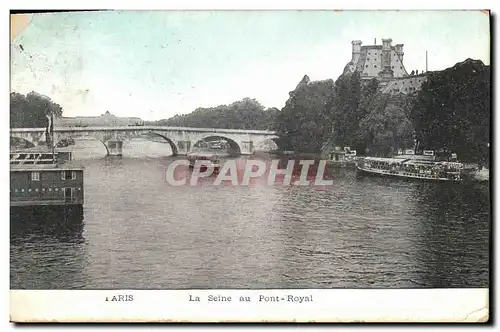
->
[343,38,428,95]
[57,111,144,127]
[10,167,84,207]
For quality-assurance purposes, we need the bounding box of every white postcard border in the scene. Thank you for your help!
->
[10,288,489,323]
[4,2,497,329]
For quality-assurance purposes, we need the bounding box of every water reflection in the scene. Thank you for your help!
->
[10,142,490,289]
[409,182,490,287]
[273,174,424,288]
[11,205,85,239]
[10,205,87,289]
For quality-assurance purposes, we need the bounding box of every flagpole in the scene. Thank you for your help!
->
[46,113,55,157]
[51,113,55,157]
[425,50,428,72]
[51,113,54,156]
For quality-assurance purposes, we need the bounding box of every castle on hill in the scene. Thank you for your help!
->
[343,38,428,95]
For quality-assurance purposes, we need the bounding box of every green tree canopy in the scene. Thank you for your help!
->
[10,91,63,128]
[329,71,362,150]
[150,98,278,130]
[359,93,414,156]
[274,75,335,152]
[411,59,490,163]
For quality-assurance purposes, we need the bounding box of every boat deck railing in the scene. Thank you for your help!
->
[10,152,56,165]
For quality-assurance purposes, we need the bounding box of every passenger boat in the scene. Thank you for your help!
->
[187,150,230,173]
[327,147,359,169]
[356,154,463,182]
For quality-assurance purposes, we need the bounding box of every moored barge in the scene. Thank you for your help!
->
[10,151,85,233]
[10,151,84,207]
[10,150,85,234]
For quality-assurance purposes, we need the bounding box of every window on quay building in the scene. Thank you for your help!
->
[61,171,76,180]
[31,172,40,181]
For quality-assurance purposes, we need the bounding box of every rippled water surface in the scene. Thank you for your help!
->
[10,139,490,289]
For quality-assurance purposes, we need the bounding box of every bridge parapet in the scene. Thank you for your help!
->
[10,126,277,135]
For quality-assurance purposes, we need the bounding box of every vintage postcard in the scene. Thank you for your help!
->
[9,9,490,323]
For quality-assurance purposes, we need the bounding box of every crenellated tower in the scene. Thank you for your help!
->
[351,40,362,63]
[379,38,394,80]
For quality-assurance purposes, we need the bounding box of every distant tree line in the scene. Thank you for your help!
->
[10,92,63,128]
[148,98,279,131]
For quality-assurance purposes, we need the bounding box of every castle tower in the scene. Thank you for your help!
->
[380,38,394,80]
[351,40,362,64]
[395,44,404,62]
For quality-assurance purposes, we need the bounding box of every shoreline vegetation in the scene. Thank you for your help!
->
[151,58,489,165]
[10,59,490,166]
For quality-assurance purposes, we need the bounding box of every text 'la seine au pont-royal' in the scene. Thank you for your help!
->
[189,294,313,303]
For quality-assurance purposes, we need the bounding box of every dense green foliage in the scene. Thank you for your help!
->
[276,72,414,155]
[411,59,490,163]
[274,75,335,152]
[329,71,362,150]
[358,91,415,156]
[10,92,63,128]
[149,98,278,130]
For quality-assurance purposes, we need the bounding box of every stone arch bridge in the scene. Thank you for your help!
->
[10,126,279,156]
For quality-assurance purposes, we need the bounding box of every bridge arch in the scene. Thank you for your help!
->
[139,132,179,156]
[193,135,242,155]
[54,136,110,156]
[55,131,179,156]
[100,131,179,156]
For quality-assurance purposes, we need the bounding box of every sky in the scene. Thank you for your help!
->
[11,10,490,121]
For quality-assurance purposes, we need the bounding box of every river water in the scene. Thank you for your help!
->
[10,139,490,289]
